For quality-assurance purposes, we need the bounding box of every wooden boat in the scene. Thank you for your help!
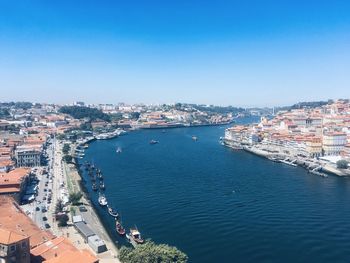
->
[107,205,119,217]
[127,227,144,245]
[115,219,126,236]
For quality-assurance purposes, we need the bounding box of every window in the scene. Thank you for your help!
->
[21,241,27,248]
[10,245,16,252]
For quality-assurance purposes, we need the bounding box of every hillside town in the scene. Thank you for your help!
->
[224,100,350,176]
[2,99,350,262]
[0,101,238,263]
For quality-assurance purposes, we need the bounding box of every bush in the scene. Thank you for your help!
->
[337,159,349,169]
[69,192,83,205]
[62,155,73,163]
[55,199,64,214]
[119,240,188,263]
[62,144,71,154]
[57,214,69,227]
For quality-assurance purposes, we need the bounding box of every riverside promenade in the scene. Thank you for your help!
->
[225,141,350,177]
[50,139,121,263]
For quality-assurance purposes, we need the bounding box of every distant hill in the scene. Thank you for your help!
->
[59,106,111,122]
[276,100,334,111]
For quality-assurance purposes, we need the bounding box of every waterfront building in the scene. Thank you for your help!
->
[322,132,347,156]
[306,137,323,157]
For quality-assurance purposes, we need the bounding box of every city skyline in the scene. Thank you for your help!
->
[1,1,350,106]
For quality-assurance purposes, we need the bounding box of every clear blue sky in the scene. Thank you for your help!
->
[0,0,349,107]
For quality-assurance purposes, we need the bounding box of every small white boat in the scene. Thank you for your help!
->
[107,205,119,217]
[98,193,108,206]
[116,147,122,153]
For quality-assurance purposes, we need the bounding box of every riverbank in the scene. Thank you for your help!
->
[59,141,121,263]
[224,140,350,177]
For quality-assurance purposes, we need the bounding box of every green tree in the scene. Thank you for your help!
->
[62,143,71,154]
[337,159,349,169]
[62,155,73,163]
[69,192,83,205]
[55,199,64,214]
[119,241,188,263]
[59,106,111,122]
[57,214,69,227]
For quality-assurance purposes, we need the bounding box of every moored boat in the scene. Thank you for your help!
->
[98,193,108,206]
[99,181,105,190]
[127,227,144,245]
[116,219,126,236]
[92,183,98,191]
[116,147,122,153]
[107,205,119,217]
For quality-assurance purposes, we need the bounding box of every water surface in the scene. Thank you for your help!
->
[80,121,350,263]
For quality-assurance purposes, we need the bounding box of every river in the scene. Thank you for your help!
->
[79,119,350,263]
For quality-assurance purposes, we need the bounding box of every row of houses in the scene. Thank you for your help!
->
[224,100,350,160]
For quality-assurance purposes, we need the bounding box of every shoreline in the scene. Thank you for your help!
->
[60,141,121,262]
[223,140,349,177]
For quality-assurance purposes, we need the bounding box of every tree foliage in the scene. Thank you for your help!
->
[0,108,10,118]
[57,214,69,227]
[119,241,188,263]
[62,143,71,154]
[336,159,349,169]
[62,155,73,163]
[69,192,83,205]
[59,106,111,122]
[55,199,64,214]
[0,101,33,110]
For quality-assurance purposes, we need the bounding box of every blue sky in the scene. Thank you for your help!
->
[0,0,350,106]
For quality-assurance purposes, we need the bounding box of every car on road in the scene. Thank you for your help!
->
[42,216,48,221]
[41,207,47,212]
[79,206,88,212]
[36,206,40,211]
[43,197,47,201]
[44,223,50,229]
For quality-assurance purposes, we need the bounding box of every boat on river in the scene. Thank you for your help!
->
[192,136,198,141]
[116,219,126,236]
[107,205,119,217]
[149,140,159,145]
[116,147,122,153]
[126,227,144,246]
[98,193,108,206]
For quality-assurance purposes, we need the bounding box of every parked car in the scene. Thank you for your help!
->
[79,206,88,212]
[35,207,40,211]
[44,223,50,229]
[42,216,48,221]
